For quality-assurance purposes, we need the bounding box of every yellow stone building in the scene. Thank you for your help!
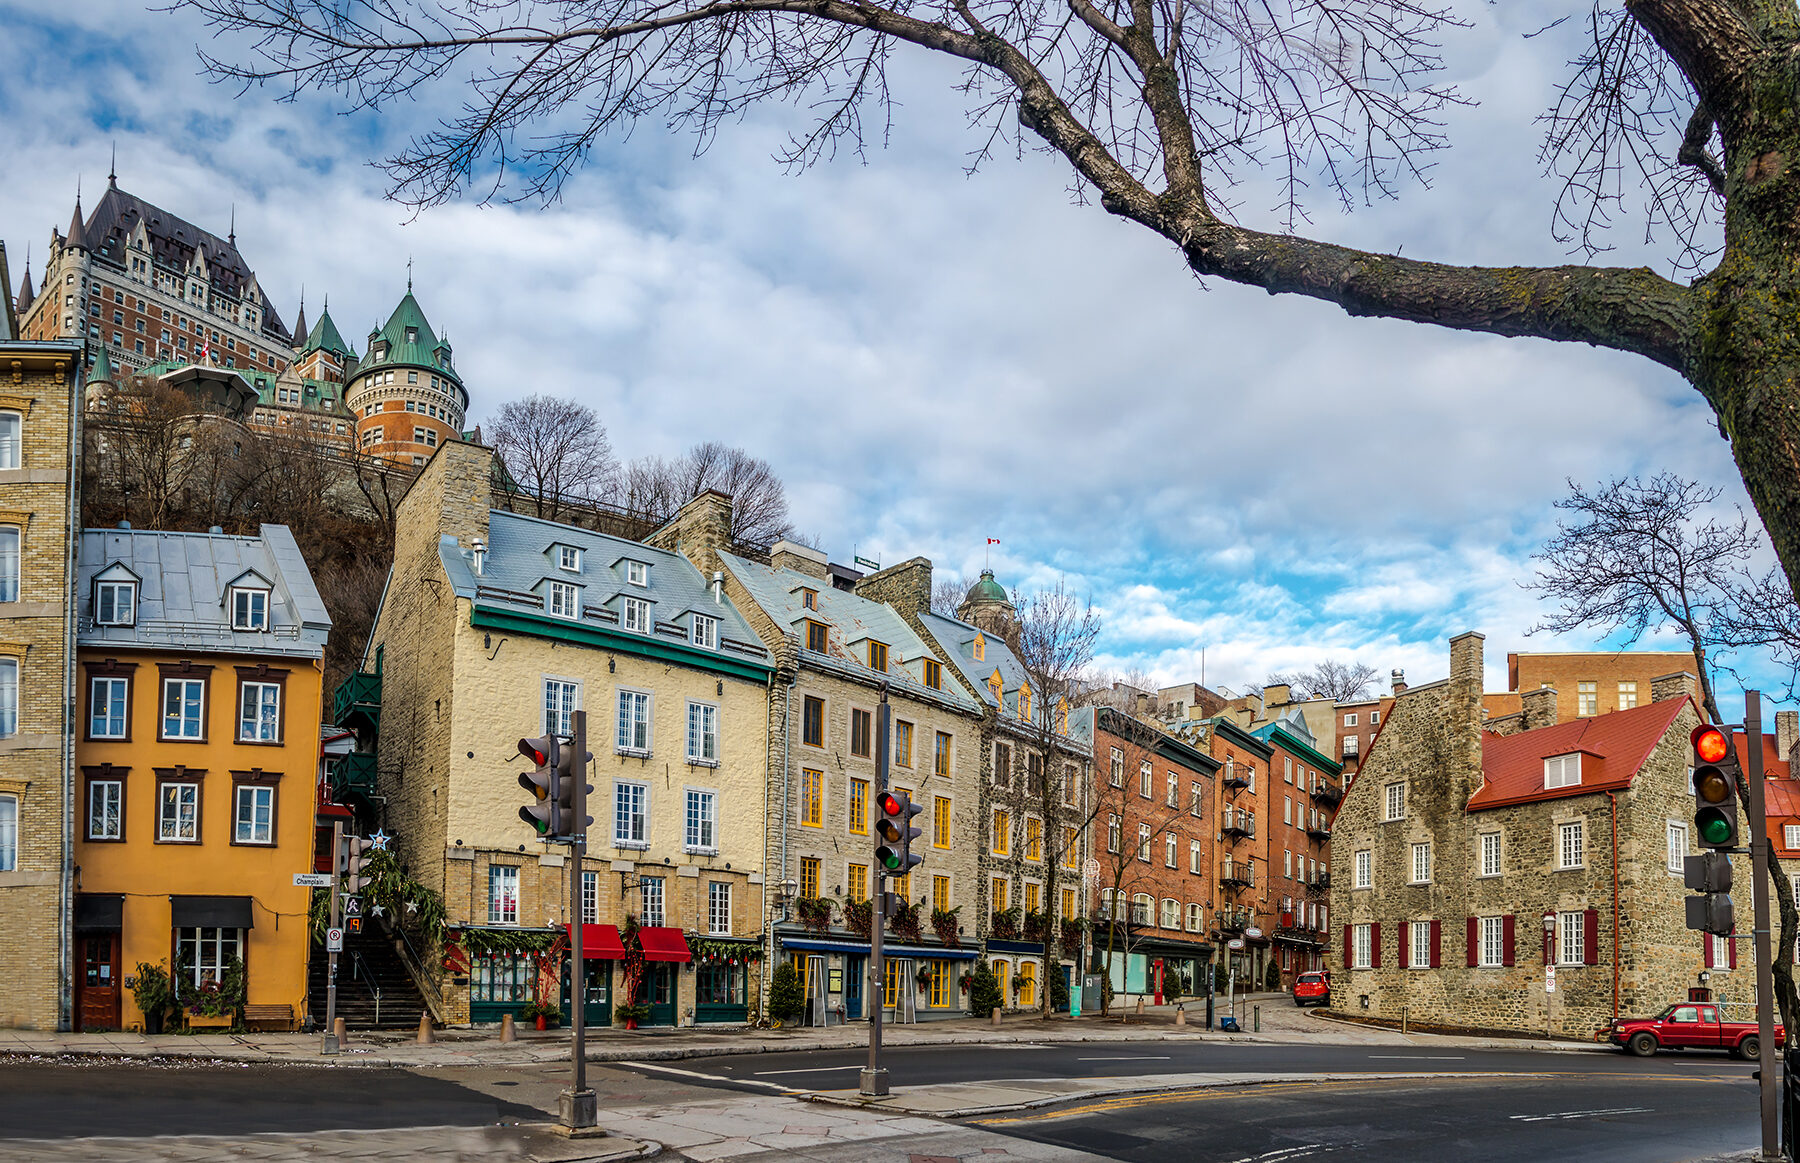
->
[361,442,774,1027]
[0,324,83,1030]
[71,523,331,1031]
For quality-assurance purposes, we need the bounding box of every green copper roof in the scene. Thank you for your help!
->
[964,569,1009,605]
[358,290,458,381]
[91,344,115,384]
[304,306,352,359]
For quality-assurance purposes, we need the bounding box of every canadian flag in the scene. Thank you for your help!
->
[987,538,1001,545]
[196,337,212,365]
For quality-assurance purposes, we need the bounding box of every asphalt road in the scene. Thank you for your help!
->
[966,1073,1762,1163]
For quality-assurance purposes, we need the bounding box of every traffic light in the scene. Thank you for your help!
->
[341,834,373,894]
[518,733,562,837]
[1684,852,1736,935]
[1692,724,1741,850]
[874,789,924,878]
[555,734,595,839]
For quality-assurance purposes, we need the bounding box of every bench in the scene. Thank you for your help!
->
[243,1004,295,1031]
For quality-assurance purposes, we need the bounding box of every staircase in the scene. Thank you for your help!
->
[307,924,428,1030]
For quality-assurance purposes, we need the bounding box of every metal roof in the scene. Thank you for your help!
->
[76,523,330,658]
[917,610,1032,714]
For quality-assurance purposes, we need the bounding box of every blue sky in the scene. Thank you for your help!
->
[3,1,1792,722]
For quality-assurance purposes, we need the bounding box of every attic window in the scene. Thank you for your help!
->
[1018,682,1033,723]
[626,561,648,587]
[923,659,942,690]
[547,581,580,619]
[988,670,1003,703]
[230,585,270,631]
[973,633,986,662]
[692,614,719,650]
[869,641,888,673]
[1544,753,1581,789]
[405,326,419,344]
[558,545,581,572]
[805,620,828,653]
[95,580,137,626]
[801,588,817,611]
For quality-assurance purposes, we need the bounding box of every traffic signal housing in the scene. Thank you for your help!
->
[518,734,562,837]
[342,834,373,894]
[874,789,924,878]
[1684,852,1736,936]
[555,735,595,839]
[1692,724,1741,850]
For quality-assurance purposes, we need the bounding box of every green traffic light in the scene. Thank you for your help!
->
[877,846,901,871]
[1697,808,1734,847]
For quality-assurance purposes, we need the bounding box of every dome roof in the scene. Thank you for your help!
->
[964,569,1010,605]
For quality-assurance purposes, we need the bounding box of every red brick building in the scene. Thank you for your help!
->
[1250,713,1343,985]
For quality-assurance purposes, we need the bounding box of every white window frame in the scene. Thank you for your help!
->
[233,783,275,845]
[1559,820,1586,870]
[159,781,200,842]
[691,614,719,650]
[87,780,122,840]
[1410,842,1431,885]
[1165,831,1178,868]
[558,545,581,572]
[1344,713,1357,727]
[1479,915,1505,967]
[1410,920,1431,969]
[488,865,520,925]
[1384,783,1405,821]
[229,586,269,631]
[544,678,580,737]
[686,701,719,765]
[626,560,649,587]
[622,596,651,633]
[0,412,19,470]
[582,870,599,924]
[238,681,281,743]
[161,677,205,741]
[547,581,580,620]
[0,794,13,871]
[1137,823,1152,862]
[616,688,652,755]
[1109,747,1124,787]
[0,526,19,604]
[1187,902,1204,932]
[707,881,732,936]
[1785,824,1800,851]
[1160,898,1180,929]
[1671,822,1691,873]
[1352,922,1372,969]
[613,780,649,849]
[1354,849,1372,889]
[641,875,666,926]
[95,581,136,626]
[685,787,719,853]
[90,676,128,739]
[1544,753,1581,789]
[1190,840,1203,874]
[1480,831,1502,878]
[1558,910,1585,967]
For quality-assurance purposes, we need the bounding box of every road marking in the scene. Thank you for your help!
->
[1509,1107,1652,1123]
[620,1061,798,1094]
[752,1065,864,1077]
[1076,1055,1173,1062]
[1224,1146,1328,1163]
[1366,1055,1466,1061]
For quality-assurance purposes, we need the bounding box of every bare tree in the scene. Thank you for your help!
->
[1294,660,1381,702]
[177,1,1800,617]
[931,576,965,618]
[1530,472,1800,1029]
[622,440,796,545]
[489,394,617,521]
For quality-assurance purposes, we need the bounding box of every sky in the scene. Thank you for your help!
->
[2,0,1792,724]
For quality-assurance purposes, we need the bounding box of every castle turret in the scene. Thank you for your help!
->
[342,284,468,466]
[14,258,33,317]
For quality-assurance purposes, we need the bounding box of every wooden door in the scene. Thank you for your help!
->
[78,934,121,1031]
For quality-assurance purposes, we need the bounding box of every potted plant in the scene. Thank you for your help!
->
[522,1000,561,1030]
[795,896,833,935]
[131,962,173,1035]
[888,900,923,943]
[184,957,245,1031]
[914,964,934,993]
[615,1002,651,1030]
[990,907,1021,940]
[929,906,961,947]
[842,898,873,939]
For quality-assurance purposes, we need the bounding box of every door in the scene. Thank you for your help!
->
[845,955,864,1021]
[78,934,121,1031]
[1665,1005,1703,1047]
[644,964,676,1027]
[562,959,612,1028]
[1698,1005,1723,1048]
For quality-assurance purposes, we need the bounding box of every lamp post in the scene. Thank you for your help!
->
[1542,911,1556,1038]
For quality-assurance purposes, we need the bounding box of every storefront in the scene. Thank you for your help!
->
[691,937,758,1024]
[779,932,979,1023]
[561,923,627,1027]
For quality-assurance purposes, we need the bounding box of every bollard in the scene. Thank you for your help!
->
[1175,1009,1186,1027]
[1253,1005,1260,1033]
[500,1013,517,1043]
[991,1008,1003,1026]
[332,1017,346,1045]
[1135,997,1146,1015]
[418,1011,435,1044]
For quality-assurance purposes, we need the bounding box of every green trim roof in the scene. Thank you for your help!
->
[303,306,353,358]
[359,291,458,380]
[964,569,1009,605]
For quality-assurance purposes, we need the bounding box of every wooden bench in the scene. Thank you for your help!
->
[243,1004,295,1031]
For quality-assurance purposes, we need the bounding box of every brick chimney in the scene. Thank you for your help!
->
[1650,671,1700,705]
[1777,710,1798,771]
[1390,668,1407,694]
[644,489,734,575]
[769,538,829,581]
[1520,685,1559,731]
[395,440,492,572]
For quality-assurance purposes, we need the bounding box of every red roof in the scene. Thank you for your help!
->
[565,924,627,960]
[638,926,693,963]
[1467,697,1691,811]
[1750,730,1800,856]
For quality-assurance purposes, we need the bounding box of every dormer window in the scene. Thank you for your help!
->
[988,670,1003,703]
[626,561,648,587]
[547,581,580,619]
[1544,753,1581,789]
[805,619,828,653]
[924,659,942,690]
[691,614,719,650]
[801,588,817,610]
[230,585,269,631]
[622,596,651,633]
[95,580,137,626]
[869,641,889,672]
[557,545,581,572]
[405,326,419,344]
[1017,682,1033,723]
[973,633,986,662]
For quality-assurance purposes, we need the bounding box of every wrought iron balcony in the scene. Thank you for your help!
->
[1305,822,1331,842]
[1309,781,1343,806]
[1304,872,1331,896]
[1220,865,1254,889]
[1222,815,1255,839]
[1222,768,1252,790]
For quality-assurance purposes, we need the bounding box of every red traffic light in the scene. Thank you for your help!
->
[877,792,903,816]
[518,736,554,767]
[1692,724,1730,765]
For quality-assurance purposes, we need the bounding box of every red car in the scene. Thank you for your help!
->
[1292,971,1331,1007]
[1604,1002,1784,1059]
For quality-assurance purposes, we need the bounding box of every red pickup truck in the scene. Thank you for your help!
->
[1604,1003,1783,1059]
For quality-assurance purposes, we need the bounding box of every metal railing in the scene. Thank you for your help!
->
[347,949,383,1026]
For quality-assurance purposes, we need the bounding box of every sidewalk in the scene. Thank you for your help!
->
[0,993,1608,1068]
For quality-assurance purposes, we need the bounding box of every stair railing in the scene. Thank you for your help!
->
[384,916,448,1026]
[348,949,383,1027]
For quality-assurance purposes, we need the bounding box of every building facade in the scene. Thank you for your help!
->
[1506,650,1698,723]
[362,442,773,1027]
[1251,713,1342,985]
[1330,633,1716,1038]
[0,337,82,1029]
[343,291,468,467]
[70,524,330,1031]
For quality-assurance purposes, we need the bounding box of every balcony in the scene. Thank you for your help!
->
[1220,865,1254,889]
[1309,781,1343,806]
[330,752,378,800]
[1221,815,1255,839]
[1304,821,1330,843]
[1217,908,1253,933]
[1222,767,1251,790]
[333,670,382,736]
[1304,872,1330,896]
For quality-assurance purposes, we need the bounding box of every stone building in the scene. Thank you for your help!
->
[359,442,774,1027]
[1329,632,1715,1038]
[653,513,987,1023]
[0,333,83,1029]
[1072,704,1217,1003]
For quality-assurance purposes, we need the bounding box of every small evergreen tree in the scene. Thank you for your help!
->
[1049,968,1070,1012]
[768,962,804,1023]
[967,962,1003,1018]
[1265,961,1282,992]
[1213,960,1229,994]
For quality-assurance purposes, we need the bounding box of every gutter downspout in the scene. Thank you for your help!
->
[767,662,795,1012]
[1607,789,1620,1020]
[59,348,81,1031]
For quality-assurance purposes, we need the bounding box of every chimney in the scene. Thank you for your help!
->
[852,556,934,621]
[1520,685,1559,731]
[1390,668,1407,695]
[712,570,724,604]
[643,489,734,575]
[1777,710,1798,771]
[1651,671,1700,706]
[394,440,492,577]
[1446,632,1486,807]
[1136,692,1152,718]
[1262,683,1292,709]
[769,539,829,582]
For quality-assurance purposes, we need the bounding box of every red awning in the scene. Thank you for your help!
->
[565,924,627,960]
[638,926,693,963]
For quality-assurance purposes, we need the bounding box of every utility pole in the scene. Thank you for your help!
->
[562,709,598,1131]
[1745,692,1778,1161]
[862,692,891,1097]
[322,818,342,1055]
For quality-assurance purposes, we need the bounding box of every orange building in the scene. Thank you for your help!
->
[1506,650,1697,723]
[72,523,330,1031]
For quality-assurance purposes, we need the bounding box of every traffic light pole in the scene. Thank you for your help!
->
[323,820,343,1055]
[862,694,891,1098]
[562,709,598,1131]
[1744,692,1778,1161]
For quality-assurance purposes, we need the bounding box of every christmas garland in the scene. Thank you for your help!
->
[455,927,563,955]
[689,937,763,965]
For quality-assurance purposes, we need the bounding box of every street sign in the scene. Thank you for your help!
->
[1545,967,1557,993]
[293,873,332,888]
[854,555,879,570]
[1228,938,1245,950]
[326,927,344,952]
[1244,927,1263,939]
[342,896,362,918]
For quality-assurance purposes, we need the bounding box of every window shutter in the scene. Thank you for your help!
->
[1730,930,1739,971]
[1398,923,1409,970]
[1584,909,1600,966]
[1344,925,1352,970]
[1371,922,1382,969]
[1429,919,1442,968]
[1704,936,1715,969]
[1466,916,1478,968]
[1502,914,1516,967]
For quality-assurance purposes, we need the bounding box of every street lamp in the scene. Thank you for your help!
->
[776,877,799,921]
[1542,911,1555,962]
